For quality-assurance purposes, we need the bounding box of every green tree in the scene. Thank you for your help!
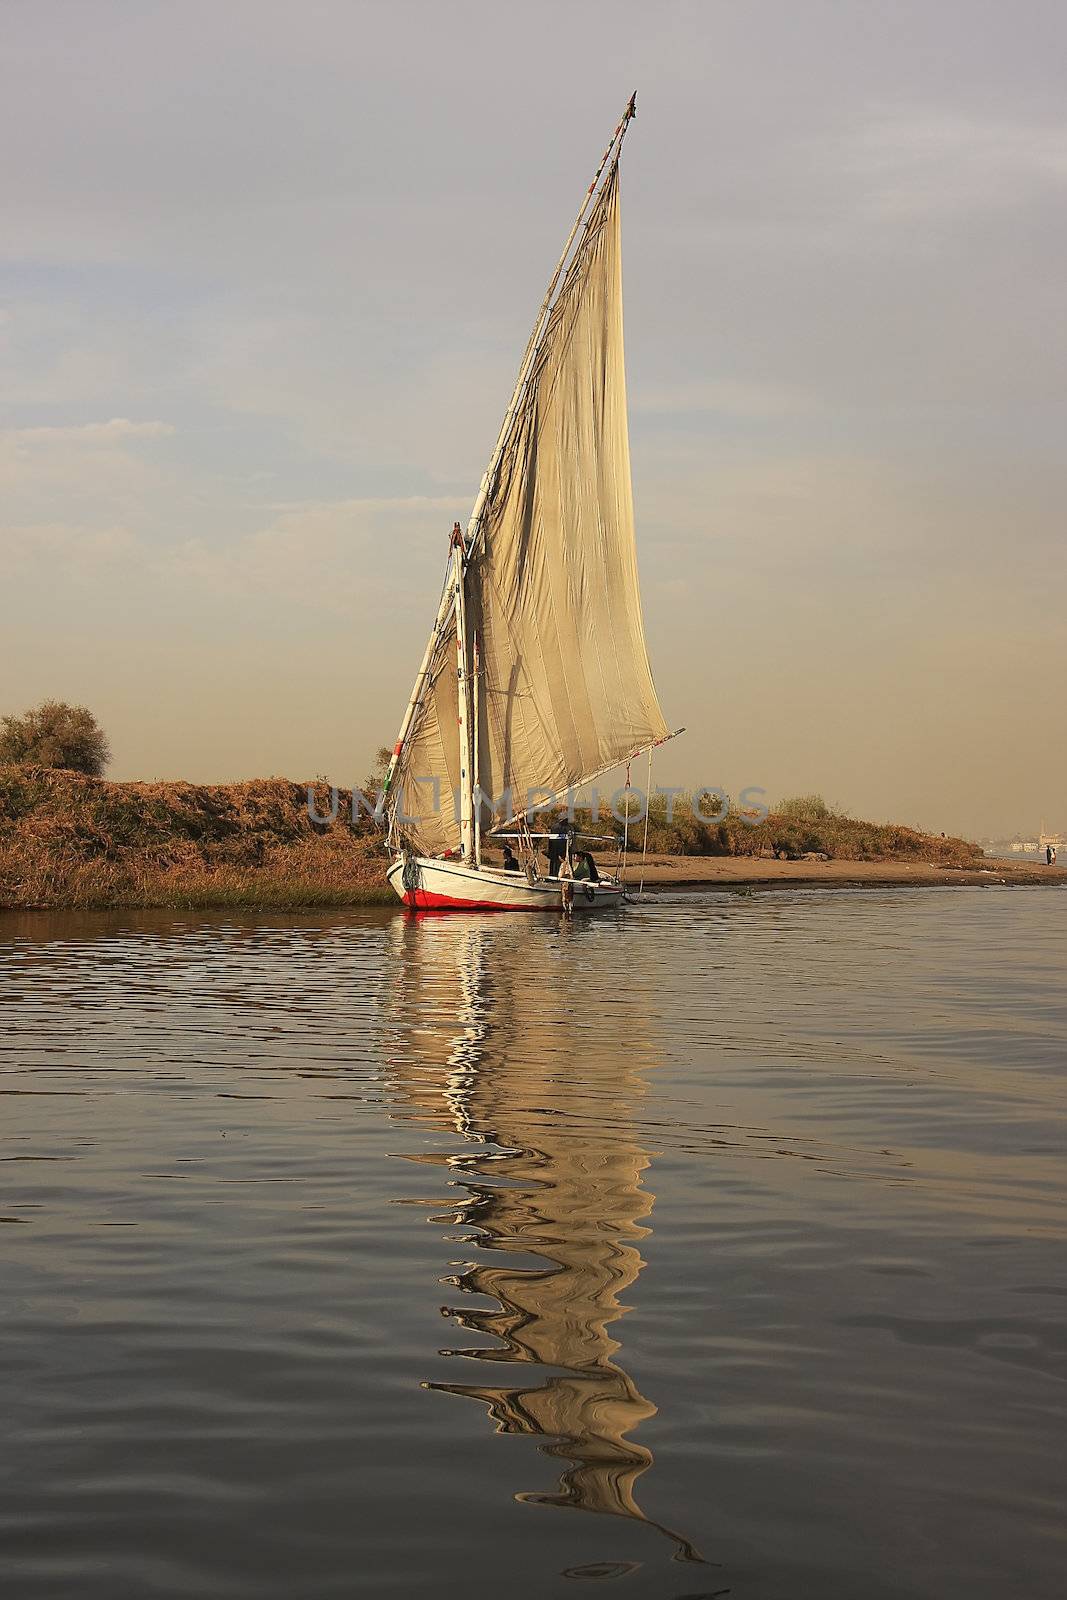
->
[0,701,111,776]
[362,745,392,798]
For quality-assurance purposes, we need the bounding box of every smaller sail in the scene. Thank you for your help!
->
[393,617,462,858]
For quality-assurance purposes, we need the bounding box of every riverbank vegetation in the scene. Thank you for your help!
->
[0,768,981,911]
[0,769,390,910]
[613,790,982,868]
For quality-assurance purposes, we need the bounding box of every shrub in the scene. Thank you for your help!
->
[0,701,110,776]
[775,793,834,821]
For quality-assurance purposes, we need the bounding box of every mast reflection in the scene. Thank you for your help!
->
[382,912,702,1566]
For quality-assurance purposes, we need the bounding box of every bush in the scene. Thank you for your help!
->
[0,701,110,776]
[775,793,834,821]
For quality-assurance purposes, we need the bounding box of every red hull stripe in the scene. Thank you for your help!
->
[403,889,546,911]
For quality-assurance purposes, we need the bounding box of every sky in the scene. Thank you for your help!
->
[2,0,1065,839]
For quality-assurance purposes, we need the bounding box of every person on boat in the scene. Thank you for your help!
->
[573,851,600,883]
[557,849,574,912]
[545,816,569,878]
[501,844,521,873]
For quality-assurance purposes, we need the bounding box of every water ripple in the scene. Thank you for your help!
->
[1,892,1065,1598]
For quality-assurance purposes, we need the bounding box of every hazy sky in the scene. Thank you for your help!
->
[2,1,1065,837]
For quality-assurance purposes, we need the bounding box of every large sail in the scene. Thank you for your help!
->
[391,143,667,857]
[468,162,667,831]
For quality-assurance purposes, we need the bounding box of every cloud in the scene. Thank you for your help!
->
[9,418,175,444]
[839,108,1067,221]
[163,494,458,616]
[0,418,177,522]
[632,380,820,420]
[0,483,452,608]
[0,521,140,576]
[251,495,459,516]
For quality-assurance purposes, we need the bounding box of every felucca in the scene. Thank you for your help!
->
[383,95,681,911]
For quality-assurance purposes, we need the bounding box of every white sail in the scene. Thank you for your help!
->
[391,143,667,858]
[393,614,461,858]
[469,164,667,830]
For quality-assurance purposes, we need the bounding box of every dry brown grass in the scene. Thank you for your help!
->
[574,791,982,867]
[0,769,392,910]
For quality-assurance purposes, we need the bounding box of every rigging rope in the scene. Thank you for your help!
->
[638,744,653,897]
[620,760,632,884]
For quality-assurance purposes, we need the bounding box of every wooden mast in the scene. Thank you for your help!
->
[451,523,474,863]
[472,629,482,866]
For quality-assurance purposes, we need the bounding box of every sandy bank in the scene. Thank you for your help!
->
[628,856,1067,891]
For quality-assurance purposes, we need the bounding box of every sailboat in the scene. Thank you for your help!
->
[383,95,680,911]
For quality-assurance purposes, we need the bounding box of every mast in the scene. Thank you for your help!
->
[451,523,475,862]
[382,94,638,839]
[472,629,482,866]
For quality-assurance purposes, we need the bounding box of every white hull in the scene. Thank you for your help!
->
[387,856,626,912]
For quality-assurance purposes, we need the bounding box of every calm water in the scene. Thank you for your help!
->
[1,889,1065,1599]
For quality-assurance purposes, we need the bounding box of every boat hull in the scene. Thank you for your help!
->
[387,857,626,912]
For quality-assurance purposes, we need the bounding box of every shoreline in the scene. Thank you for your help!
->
[7,769,1020,914]
[626,856,1067,891]
[2,857,1063,918]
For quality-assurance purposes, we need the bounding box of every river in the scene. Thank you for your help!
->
[2,888,1065,1598]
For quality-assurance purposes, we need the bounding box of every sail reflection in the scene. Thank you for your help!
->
[382,913,701,1566]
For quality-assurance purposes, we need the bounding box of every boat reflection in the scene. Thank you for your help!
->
[382,911,702,1567]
